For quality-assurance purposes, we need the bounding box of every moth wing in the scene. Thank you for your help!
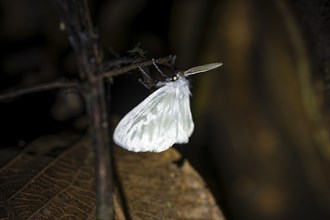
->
[175,86,194,143]
[113,83,188,152]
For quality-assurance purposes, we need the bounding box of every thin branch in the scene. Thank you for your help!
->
[0,56,174,103]
[56,1,113,219]
[1,2,175,220]
[102,57,141,72]
[101,55,175,78]
[0,80,79,101]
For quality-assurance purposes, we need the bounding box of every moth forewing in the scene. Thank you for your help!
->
[184,63,223,76]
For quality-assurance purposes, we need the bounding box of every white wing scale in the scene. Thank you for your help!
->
[113,76,194,152]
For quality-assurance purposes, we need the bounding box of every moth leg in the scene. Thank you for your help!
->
[138,78,152,89]
[152,58,168,78]
[170,55,177,67]
[138,66,152,79]
[138,66,156,89]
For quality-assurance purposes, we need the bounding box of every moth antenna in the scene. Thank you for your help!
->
[184,63,223,76]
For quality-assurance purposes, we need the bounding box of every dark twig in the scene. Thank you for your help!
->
[102,57,139,72]
[0,56,173,103]
[55,0,113,219]
[101,55,174,78]
[0,80,79,101]
[0,2,174,219]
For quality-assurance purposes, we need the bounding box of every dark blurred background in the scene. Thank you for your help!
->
[0,0,329,219]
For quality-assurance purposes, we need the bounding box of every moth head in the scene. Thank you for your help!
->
[171,71,185,81]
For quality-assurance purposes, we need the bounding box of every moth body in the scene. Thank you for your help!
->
[113,62,222,152]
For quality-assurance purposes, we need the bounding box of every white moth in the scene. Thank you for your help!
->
[113,62,222,152]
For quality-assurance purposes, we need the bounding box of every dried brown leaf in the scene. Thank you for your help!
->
[0,134,224,220]
[0,135,96,220]
[114,148,224,220]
